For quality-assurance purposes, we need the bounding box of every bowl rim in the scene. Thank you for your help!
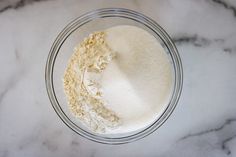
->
[45,8,183,144]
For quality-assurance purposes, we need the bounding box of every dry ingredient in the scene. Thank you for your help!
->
[63,32,120,133]
[64,25,173,134]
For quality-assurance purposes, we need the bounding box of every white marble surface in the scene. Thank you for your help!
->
[0,0,236,156]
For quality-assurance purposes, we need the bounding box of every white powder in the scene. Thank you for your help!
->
[101,25,173,133]
[64,25,173,134]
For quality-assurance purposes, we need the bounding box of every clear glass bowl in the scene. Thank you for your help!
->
[45,8,183,144]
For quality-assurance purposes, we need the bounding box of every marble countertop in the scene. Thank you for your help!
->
[1,0,236,156]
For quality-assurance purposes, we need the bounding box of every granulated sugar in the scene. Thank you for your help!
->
[63,25,173,134]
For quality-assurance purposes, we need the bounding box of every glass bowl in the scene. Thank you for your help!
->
[45,8,183,144]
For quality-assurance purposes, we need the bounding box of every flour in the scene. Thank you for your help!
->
[63,32,120,133]
[63,25,173,134]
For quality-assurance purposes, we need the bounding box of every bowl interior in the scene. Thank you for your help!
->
[47,9,182,144]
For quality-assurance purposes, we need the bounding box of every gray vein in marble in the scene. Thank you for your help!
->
[14,49,20,60]
[0,0,51,13]
[19,125,62,152]
[42,139,58,152]
[173,35,236,54]
[214,38,225,43]
[223,47,236,54]
[222,134,236,155]
[0,74,20,105]
[178,118,236,155]
[223,48,232,53]
[69,139,81,156]
[0,5,11,13]
[18,134,38,150]
[179,118,236,140]
[18,124,44,150]
[0,48,24,105]
[173,35,211,47]
[209,0,236,17]
[0,86,10,105]
[71,140,80,146]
